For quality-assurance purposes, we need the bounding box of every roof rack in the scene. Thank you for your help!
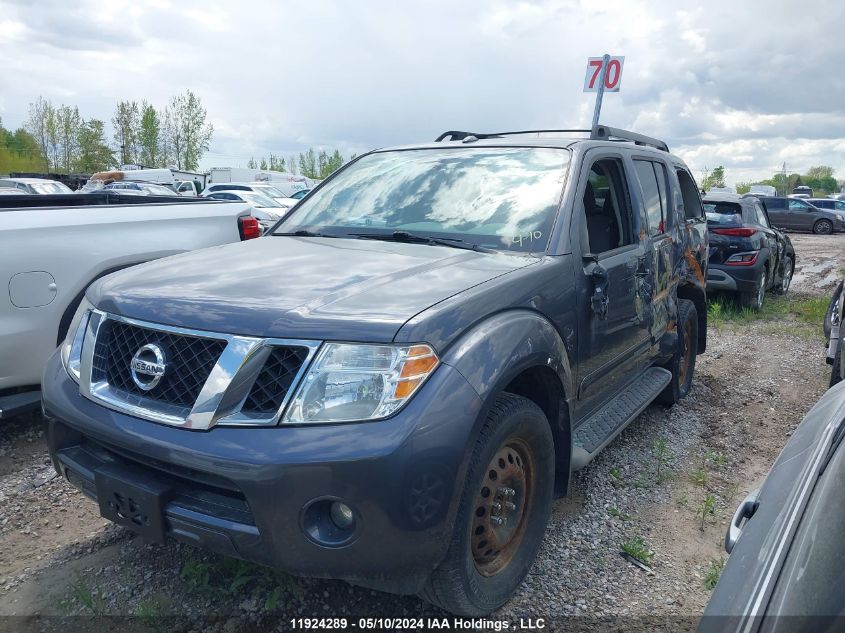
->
[434,125,669,152]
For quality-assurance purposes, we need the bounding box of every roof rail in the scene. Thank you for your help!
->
[434,125,669,152]
[435,129,591,142]
[590,125,669,152]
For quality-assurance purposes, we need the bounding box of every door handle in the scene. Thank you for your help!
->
[725,490,759,554]
[586,263,609,320]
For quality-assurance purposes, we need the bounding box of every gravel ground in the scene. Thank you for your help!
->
[0,235,839,631]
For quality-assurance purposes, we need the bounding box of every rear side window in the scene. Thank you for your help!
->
[633,160,669,235]
[676,169,704,219]
[764,198,787,210]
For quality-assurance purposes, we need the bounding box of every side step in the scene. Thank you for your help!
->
[0,390,42,419]
[571,367,671,470]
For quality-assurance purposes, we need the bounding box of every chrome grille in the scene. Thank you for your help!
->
[242,346,310,414]
[80,311,321,430]
[92,320,226,410]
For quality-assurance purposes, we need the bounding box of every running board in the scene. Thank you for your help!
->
[0,390,42,419]
[571,367,671,470]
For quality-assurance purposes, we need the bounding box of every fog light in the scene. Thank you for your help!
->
[330,501,355,530]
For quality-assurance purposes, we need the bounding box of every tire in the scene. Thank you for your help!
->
[824,281,843,341]
[831,337,843,387]
[658,299,698,405]
[772,255,793,296]
[739,268,767,311]
[813,219,833,235]
[420,393,555,616]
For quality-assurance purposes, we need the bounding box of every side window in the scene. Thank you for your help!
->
[675,169,704,219]
[754,203,770,228]
[582,158,634,254]
[633,160,664,235]
[789,199,809,211]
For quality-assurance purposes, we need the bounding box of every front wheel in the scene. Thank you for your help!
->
[658,298,698,405]
[420,393,555,616]
[814,219,833,235]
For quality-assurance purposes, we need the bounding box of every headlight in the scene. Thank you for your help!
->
[60,298,93,383]
[282,343,439,424]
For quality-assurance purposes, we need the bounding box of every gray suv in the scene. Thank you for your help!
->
[42,125,708,615]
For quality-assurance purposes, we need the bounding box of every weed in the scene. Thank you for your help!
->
[180,554,300,612]
[609,467,622,481]
[607,506,630,521]
[136,597,168,630]
[699,493,717,531]
[620,535,654,565]
[705,449,727,469]
[63,575,105,615]
[704,557,725,590]
[652,437,673,483]
[689,469,708,488]
[675,493,689,509]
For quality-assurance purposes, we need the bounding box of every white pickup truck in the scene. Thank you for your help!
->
[0,192,259,417]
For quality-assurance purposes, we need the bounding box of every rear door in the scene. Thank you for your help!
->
[788,198,815,230]
[573,150,651,418]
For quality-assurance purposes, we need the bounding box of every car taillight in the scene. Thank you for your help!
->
[712,227,757,237]
[725,251,759,266]
[238,216,261,240]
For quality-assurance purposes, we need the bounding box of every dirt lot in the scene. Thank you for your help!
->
[0,233,842,630]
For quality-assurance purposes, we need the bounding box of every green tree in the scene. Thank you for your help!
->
[288,155,298,175]
[0,118,43,172]
[298,148,318,178]
[247,156,257,169]
[25,96,53,170]
[702,166,726,190]
[57,105,82,172]
[138,102,162,167]
[76,119,115,172]
[162,90,213,171]
[112,100,141,165]
[735,181,752,194]
[268,154,286,172]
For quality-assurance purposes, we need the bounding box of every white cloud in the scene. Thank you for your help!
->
[0,0,843,186]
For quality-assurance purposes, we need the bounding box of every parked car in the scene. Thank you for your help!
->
[204,190,285,231]
[747,184,776,197]
[42,125,708,616]
[699,379,845,632]
[807,197,845,216]
[704,194,794,310]
[0,177,73,194]
[0,193,260,419]
[826,281,843,386]
[792,185,813,197]
[288,189,310,200]
[102,182,181,196]
[761,196,845,234]
[201,181,291,203]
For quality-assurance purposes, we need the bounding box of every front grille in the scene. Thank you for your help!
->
[92,320,227,409]
[242,346,310,414]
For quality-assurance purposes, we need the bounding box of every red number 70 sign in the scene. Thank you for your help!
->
[584,56,625,92]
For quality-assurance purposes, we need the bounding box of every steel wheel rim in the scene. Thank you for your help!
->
[757,271,766,308]
[471,439,535,577]
[782,259,793,292]
[818,221,832,235]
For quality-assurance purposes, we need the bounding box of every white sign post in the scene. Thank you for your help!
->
[584,55,625,128]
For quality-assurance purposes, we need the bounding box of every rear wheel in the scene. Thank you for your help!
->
[739,268,767,311]
[658,299,698,405]
[813,219,833,235]
[772,255,793,296]
[420,393,555,616]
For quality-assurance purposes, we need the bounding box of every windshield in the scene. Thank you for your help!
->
[254,184,287,198]
[274,147,570,253]
[31,181,72,194]
[138,183,176,196]
[240,191,282,208]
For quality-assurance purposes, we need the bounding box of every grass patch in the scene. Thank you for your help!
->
[620,535,654,565]
[607,506,631,521]
[708,294,829,335]
[59,575,106,614]
[704,557,725,590]
[180,554,300,612]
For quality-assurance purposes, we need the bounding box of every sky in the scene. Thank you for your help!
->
[1,0,844,187]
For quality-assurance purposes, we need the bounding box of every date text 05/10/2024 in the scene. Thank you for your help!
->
[288,617,547,630]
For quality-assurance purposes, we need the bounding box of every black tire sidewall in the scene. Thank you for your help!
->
[660,299,698,404]
[450,396,555,613]
[815,220,832,235]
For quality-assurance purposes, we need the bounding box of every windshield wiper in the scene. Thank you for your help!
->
[349,231,495,253]
[272,230,340,238]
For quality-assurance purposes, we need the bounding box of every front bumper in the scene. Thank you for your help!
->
[42,350,483,593]
[706,260,765,294]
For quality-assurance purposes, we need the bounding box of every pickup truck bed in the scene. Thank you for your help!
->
[0,193,255,399]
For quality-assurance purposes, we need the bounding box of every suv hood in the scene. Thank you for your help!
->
[89,236,536,343]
